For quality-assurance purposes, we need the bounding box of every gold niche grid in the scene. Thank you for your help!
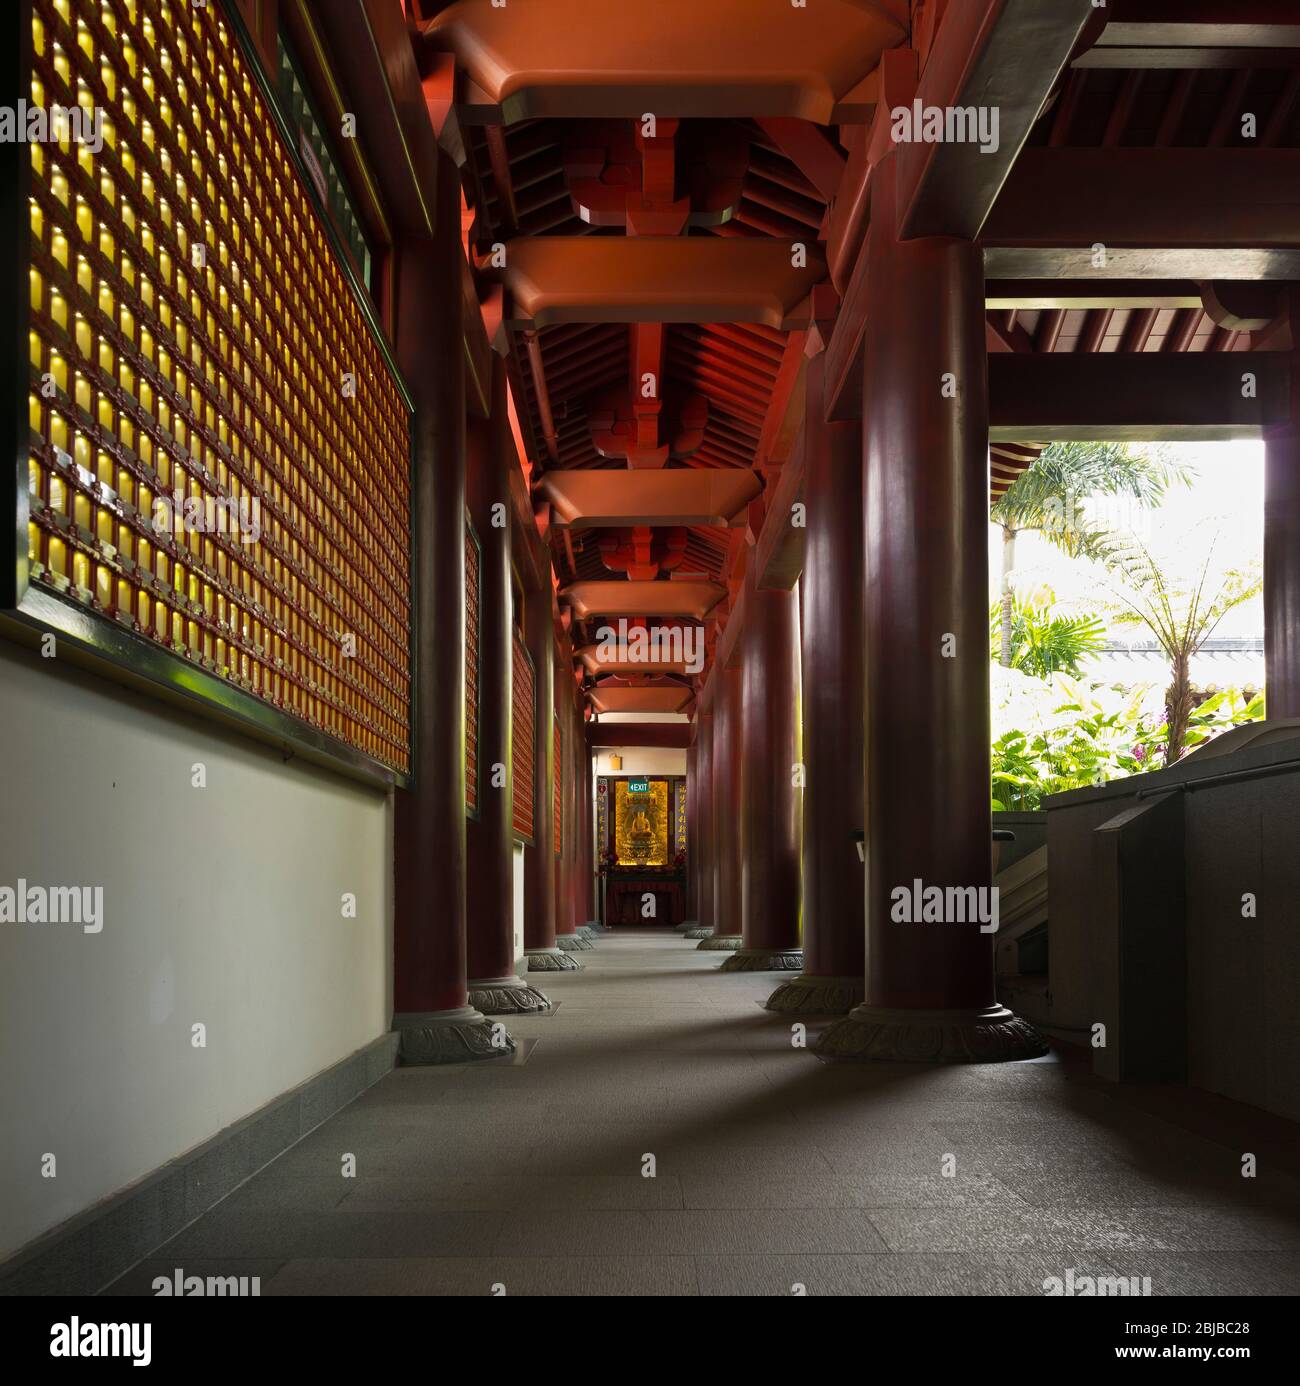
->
[25,0,412,772]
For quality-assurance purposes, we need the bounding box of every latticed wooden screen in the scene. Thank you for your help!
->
[24,0,412,771]
[511,629,534,841]
[464,523,480,813]
[553,717,562,857]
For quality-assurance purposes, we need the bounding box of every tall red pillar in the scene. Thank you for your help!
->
[682,704,715,938]
[525,590,580,972]
[575,723,600,933]
[466,356,551,1014]
[677,736,700,932]
[721,577,802,971]
[555,679,592,952]
[768,354,866,1013]
[685,739,698,920]
[816,158,1044,1063]
[698,664,744,950]
[1265,360,1300,720]
[392,153,513,1061]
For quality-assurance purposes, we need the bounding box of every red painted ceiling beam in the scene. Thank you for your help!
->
[587,722,692,750]
[420,0,905,124]
[560,580,727,622]
[754,118,848,205]
[484,238,827,332]
[537,470,761,531]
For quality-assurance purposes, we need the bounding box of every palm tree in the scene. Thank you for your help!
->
[991,442,1189,667]
[1099,530,1263,765]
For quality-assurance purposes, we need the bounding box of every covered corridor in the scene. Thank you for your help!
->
[4,0,1300,1324]
[101,930,1300,1298]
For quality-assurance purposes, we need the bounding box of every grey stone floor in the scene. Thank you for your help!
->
[106,930,1300,1296]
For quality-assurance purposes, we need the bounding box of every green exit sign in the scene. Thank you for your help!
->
[628,779,650,794]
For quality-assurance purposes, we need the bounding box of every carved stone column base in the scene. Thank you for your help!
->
[576,925,598,940]
[526,947,583,973]
[583,919,608,935]
[697,933,743,951]
[556,933,594,951]
[765,973,864,1016]
[675,919,699,934]
[682,926,713,940]
[813,1003,1049,1064]
[719,947,803,973]
[467,975,552,1015]
[393,1007,514,1065]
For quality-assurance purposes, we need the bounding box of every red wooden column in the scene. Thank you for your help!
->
[466,356,551,1014]
[575,722,599,931]
[525,591,580,972]
[392,153,513,1062]
[768,354,865,1013]
[1265,359,1300,720]
[682,703,715,938]
[677,736,700,931]
[555,680,592,952]
[698,664,744,950]
[816,157,1044,1063]
[722,576,803,971]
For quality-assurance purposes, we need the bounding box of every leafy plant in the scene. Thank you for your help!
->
[1097,527,1263,765]
[1138,687,1266,763]
[991,442,1190,668]
[990,672,1266,811]
[989,585,1105,678]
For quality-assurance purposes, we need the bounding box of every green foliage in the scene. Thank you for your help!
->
[990,678,1151,812]
[989,676,1265,812]
[990,586,1105,678]
[1137,687,1266,763]
[1096,526,1264,764]
[1098,530,1263,657]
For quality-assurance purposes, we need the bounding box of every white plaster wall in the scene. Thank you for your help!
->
[0,642,392,1259]
[512,841,526,969]
[592,748,687,777]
